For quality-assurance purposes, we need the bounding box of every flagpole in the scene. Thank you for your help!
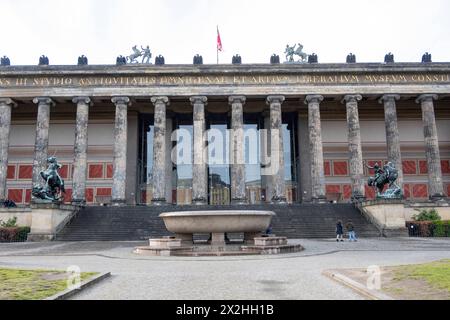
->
[216,25,219,64]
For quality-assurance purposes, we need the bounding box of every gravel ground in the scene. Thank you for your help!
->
[0,238,449,300]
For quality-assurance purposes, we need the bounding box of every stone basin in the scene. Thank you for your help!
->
[159,210,275,234]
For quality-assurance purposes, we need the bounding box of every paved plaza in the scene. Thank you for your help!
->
[0,238,449,300]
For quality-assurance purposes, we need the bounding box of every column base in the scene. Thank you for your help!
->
[192,198,207,205]
[71,199,86,207]
[270,196,287,205]
[430,193,446,202]
[351,194,366,203]
[111,199,126,206]
[311,196,328,204]
[231,198,248,205]
[151,198,168,206]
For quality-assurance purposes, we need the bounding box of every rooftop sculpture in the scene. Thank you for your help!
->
[284,43,308,63]
[126,45,152,64]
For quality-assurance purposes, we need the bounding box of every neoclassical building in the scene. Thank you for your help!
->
[0,60,449,207]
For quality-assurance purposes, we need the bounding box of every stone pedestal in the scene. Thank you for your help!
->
[27,203,76,241]
[358,200,408,237]
[71,97,91,205]
[111,97,130,205]
[416,94,445,201]
[0,98,16,200]
[211,232,225,246]
[31,97,54,189]
[190,96,208,205]
[343,95,365,200]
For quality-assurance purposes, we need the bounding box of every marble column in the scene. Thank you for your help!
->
[416,94,445,200]
[111,96,130,205]
[305,95,326,202]
[71,97,91,205]
[190,96,208,205]
[380,94,403,187]
[342,95,365,200]
[151,96,169,205]
[0,98,16,200]
[32,97,54,189]
[229,96,247,204]
[266,95,286,203]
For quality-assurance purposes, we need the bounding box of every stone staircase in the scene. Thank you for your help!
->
[56,203,381,241]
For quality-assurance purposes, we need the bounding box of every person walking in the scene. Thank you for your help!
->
[336,220,344,242]
[346,220,357,242]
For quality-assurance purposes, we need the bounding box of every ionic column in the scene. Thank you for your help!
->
[111,96,130,205]
[416,94,445,200]
[0,98,17,200]
[32,97,54,189]
[229,96,247,204]
[305,95,326,202]
[266,95,286,203]
[342,95,365,200]
[151,96,169,205]
[71,97,91,205]
[380,94,403,187]
[190,96,208,205]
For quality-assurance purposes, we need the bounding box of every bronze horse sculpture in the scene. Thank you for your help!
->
[32,157,65,202]
[366,162,402,198]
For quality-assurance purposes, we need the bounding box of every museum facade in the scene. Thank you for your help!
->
[0,60,449,206]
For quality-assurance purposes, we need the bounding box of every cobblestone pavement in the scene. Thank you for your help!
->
[0,238,449,300]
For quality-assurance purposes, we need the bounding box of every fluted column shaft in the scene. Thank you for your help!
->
[151,96,169,205]
[111,97,130,205]
[305,95,326,202]
[266,95,286,203]
[380,94,403,187]
[343,95,365,200]
[0,98,16,200]
[229,96,247,204]
[190,96,208,205]
[32,97,54,189]
[416,94,445,200]
[71,97,91,204]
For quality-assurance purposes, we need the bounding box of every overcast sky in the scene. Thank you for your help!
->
[1,0,449,65]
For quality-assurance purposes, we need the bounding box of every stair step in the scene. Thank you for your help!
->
[57,204,381,241]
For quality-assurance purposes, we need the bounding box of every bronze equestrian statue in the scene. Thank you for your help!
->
[366,161,402,199]
[32,157,65,202]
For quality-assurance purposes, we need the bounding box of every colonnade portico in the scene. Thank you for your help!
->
[0,91,447,205]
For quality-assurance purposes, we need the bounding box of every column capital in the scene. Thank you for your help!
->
[379,94,400,104]
[228,95,246,105]
[304,95,324,105]
[266,95,285,105]
[151,96,170,106]
[111,96,131,106]
[33,97,55,106]
[341,94,362,104]
[72,96,92,105]
[0,98,17,107]
[416,94,438,104]
[190,96,208,105]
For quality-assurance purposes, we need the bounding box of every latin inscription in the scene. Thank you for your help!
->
[0,73,449,88]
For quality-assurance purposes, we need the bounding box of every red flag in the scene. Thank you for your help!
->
[217,26,223,52]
